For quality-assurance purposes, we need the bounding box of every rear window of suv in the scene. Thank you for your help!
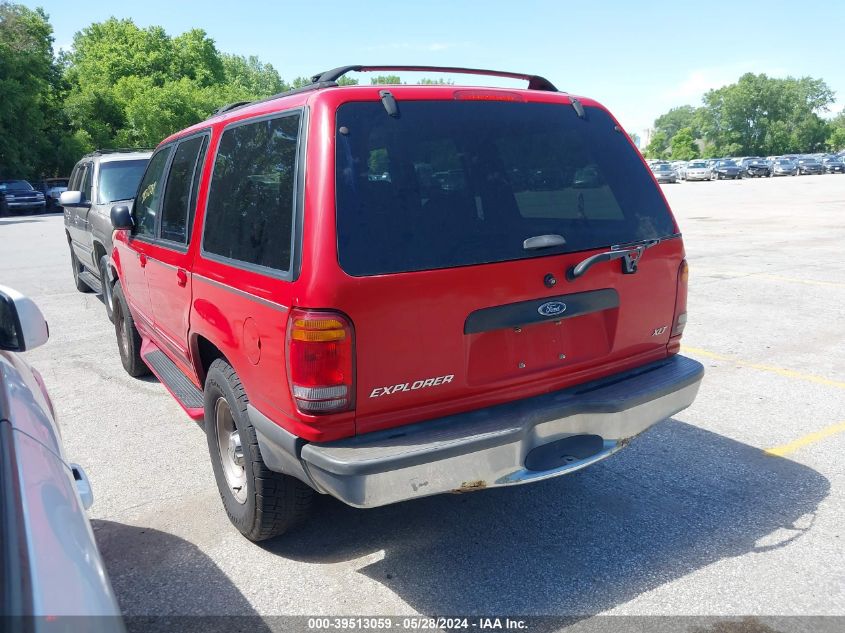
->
[98,159,149,204]
[335,100,676,276]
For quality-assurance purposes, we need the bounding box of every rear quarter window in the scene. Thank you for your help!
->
[202,113,301,273]
[336,101,676,276]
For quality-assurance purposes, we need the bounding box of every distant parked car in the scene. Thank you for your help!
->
[671,160,688,180]
[650,162,678,183]
[0,285,125,629]
[795,158,824,175]
[821,157,845,174]
[771,158,798,177]
[741,158,771,178]
[0,180,46,216]
[61,149,152,321]
[711,159,742,180]
[43,177,69,210]
[685,160,712,181]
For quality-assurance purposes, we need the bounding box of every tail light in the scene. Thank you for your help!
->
[668,259,688,354]
[285,309,355,414]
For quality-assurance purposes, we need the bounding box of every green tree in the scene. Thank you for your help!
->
[370,74,403,85]
[654,105,702,139]
[221,54,286,96]
[669,127,699,160]
[828,113,845,151]
[62,18,288,150]
[698,73,834,156]
[418,77,453,85]
[830,128,845,151]
[291,74,358,88]
[0,2,63,178]
[644,131,669,160]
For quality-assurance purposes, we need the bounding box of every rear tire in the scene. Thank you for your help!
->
[70,247,92,293]
[112,283,150,377]
[204,359,313,541]
[99,256,115,323]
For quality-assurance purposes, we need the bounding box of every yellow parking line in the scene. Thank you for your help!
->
[682,346,845,390]
[765,421,845,457]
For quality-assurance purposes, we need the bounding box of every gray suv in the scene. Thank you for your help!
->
[61,149,151,320]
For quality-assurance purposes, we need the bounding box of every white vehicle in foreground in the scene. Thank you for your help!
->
[0,285,124,632]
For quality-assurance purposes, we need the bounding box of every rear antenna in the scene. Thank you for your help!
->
[379,90,400,118]
[570,97,585,119]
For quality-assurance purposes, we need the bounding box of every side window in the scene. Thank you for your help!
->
[133,148,172,239]
[203,113,300,272]
[160,135,206,244]
[187,136,209,243]
[81,163,93,202]
[68,165,81,191]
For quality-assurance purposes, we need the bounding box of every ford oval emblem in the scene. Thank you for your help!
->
[538,301,567,317]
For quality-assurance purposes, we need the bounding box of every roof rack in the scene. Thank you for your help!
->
[207,65,559,120]
[86,148,155,156]
[311,65,559,91]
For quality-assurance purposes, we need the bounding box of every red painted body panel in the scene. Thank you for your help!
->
[114,84,687,443]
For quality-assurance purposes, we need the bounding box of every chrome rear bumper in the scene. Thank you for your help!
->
[289,355,703,508]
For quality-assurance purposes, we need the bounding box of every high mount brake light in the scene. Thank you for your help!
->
[452,90,525,102]
[286,309,355,414]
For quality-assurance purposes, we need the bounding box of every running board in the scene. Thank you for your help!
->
[78,270,102,294]
[142,346,205,420]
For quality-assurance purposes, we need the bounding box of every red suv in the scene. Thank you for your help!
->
[108,66,703,541]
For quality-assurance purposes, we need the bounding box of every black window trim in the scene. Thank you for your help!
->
[80,161,93,204]
[198,107,308,282]
[157,130,211,251]
[130,127,211,253]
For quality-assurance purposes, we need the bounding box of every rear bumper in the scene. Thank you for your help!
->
[5,201,45,212]
[253,355,704,508]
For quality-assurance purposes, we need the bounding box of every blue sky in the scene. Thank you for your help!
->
[30,0,845,140]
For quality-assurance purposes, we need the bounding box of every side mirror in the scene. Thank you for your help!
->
[0,285,49,352]
[110,204,133,230]
[59,190,84,207]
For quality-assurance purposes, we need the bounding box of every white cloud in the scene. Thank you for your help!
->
[662,63,789,102]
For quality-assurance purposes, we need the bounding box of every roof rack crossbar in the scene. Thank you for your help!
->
[213,101,252,116]
[88,148,156,155]
[208,65,560,121]
[311,65,558,91]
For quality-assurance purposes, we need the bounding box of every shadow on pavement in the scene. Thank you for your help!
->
[92,520,271,632]
[263,419,828,616]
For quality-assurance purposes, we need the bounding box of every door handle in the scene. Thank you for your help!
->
[176,269,188,287]
[138,253,147,268]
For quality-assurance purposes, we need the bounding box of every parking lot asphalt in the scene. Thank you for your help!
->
[1,174,843,621]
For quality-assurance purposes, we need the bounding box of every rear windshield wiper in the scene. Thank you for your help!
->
[567,239,660,281]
